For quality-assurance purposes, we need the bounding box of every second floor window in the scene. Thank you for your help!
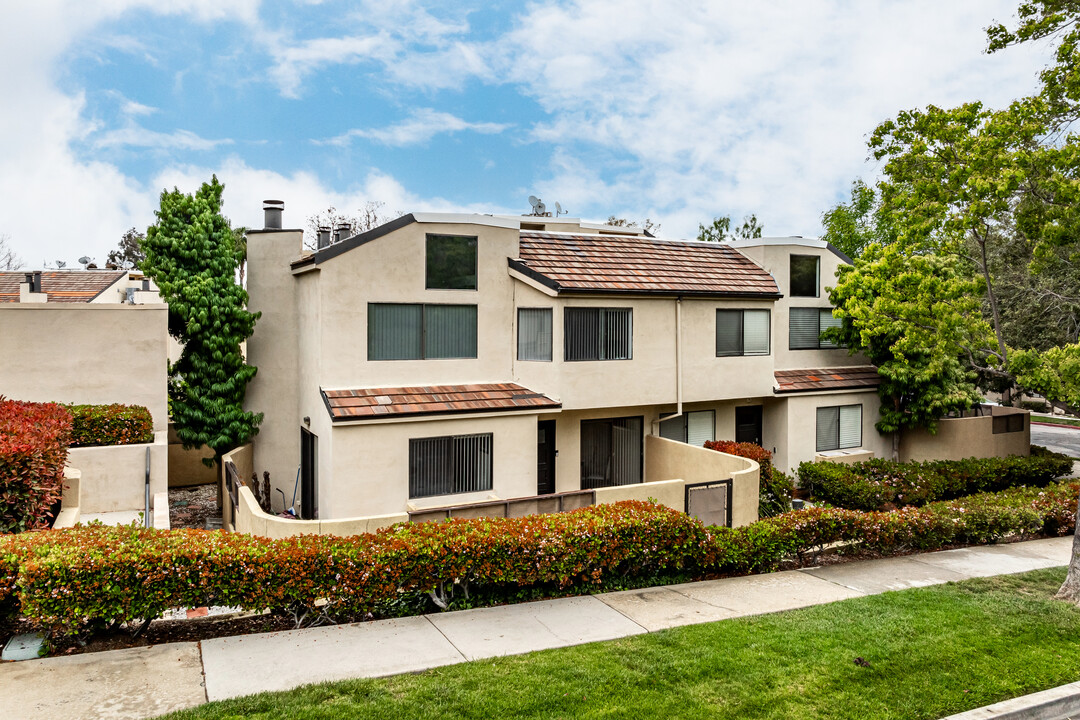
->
[518,307,553,361]
[790,255,820,297]
[564,307,632,361]
[426,234,477,290]
[789,307,842,350]
[368,303,477,360]
[716,309,770,356]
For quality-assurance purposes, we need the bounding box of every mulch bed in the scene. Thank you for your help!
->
[169,484,220,530]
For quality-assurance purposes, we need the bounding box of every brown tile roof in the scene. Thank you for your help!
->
[512,231,780,297]
[0,270,127,303]
[774,366,880,394]
[322,383,561,421]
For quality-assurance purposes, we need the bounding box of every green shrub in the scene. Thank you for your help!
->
[0,398,72,534]
[798,449,1074,511]
[67,404,153,447]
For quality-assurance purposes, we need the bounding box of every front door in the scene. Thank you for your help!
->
[299,427,318,520]
[537,420,556,495]
[734,405,763,446]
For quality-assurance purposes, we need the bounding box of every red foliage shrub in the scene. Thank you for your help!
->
[0,398,72,534]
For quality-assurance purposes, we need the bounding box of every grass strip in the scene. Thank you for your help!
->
[158,567,1080,720]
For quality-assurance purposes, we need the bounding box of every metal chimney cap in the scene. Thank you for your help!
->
[262,199,285,209]
[263,200,284,230]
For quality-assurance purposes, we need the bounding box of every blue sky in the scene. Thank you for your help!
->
[0,1,1055,267]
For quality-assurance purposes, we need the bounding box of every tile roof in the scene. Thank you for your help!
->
[513,231,781,297]
[774,366,880,394]
[322,382,561,421]
[0,270,127,303]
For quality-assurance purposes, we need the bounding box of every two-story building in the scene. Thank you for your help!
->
[243,203,889,524]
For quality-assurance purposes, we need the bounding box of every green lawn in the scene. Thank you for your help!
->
[159,568,1080,720]
[1033,414,1080,427]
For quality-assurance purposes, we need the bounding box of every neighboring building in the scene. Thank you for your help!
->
[244,204,887,523]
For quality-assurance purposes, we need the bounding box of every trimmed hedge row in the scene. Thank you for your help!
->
[0,398,72,534]
[2,484,1078,634]
[703,440,795,518]
[797,448,1074,511]
[67,404,153,448]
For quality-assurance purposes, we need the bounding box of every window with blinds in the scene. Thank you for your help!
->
[659,410,716,446]
[580,416,643,488]
[716,309,770,356]
[564,307,632,361]
[816,405,862,452]
[790,255,820,297]
[517,307,553,361]
[789,307,844,350]
[368,303,477,360]
[409,432,493,498]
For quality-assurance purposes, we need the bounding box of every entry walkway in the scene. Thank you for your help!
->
[0,535,1073,720]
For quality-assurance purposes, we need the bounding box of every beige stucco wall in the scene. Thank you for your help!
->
[220,443,254,530]
[642,435,759,526]
[66,431,168,513]
[899,406,1030,462]
[232,485,406,538]
[0,304,168,430]
[168,424,217,487]
[770,390,889,475]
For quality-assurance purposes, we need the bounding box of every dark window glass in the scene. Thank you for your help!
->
[716,309,770,356]
[790,255,819,297]
[409,433,493,497]
[564,307,632,361]
[426,235,477,290]
[580,416,643,488]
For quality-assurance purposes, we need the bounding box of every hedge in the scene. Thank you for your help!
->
[3,484,1078,635]
[0,398,72,534]
[67,404,153,448]
[704,440,795,518]
[797,447,1074,511]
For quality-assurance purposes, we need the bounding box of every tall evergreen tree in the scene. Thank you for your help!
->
[141,176,262,467]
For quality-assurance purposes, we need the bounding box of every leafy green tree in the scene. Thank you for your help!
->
[697,214,762,242]
[827,244,991,459]
[820,180,895,259]
[106,228,145,269]
[141,176,262,468]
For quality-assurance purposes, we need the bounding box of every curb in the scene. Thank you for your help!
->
[1032,421,1080,431]
[942,681,1080,719]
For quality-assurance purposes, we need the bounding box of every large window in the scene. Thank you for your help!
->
[517,307,552,361]
[564,307,632,361]
[368,303,477,360]
[409,433,493,498]
[716,309,770,356]
[426,234,477,290]
[790,255,820,297]
[580,416,643,488]
[816,405,862,452]
[789,307,843,350]
[659,410,715,446]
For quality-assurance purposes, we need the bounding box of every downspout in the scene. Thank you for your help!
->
[655,297,684,432]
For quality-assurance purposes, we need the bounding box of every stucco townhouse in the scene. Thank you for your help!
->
[242,202,889,526]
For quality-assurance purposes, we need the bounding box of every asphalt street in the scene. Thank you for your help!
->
[1032,422,1080,460]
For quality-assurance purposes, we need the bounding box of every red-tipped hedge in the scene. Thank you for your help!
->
[0,398,72,534]
[67,404,153,447]
[704,440,795,517]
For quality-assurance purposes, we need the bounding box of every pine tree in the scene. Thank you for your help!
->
[142,176,262,467]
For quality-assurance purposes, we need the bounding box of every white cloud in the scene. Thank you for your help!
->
[94,125,232,151]
[266,33,400,99]
[318,108,510,147]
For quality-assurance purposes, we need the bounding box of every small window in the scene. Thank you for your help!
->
[816,405,862,452]
[716,309,770,356]
[565,307,632,361]
[409,433,492,498]
[517,308,553,361]
[580,416,643,488]
[789,307,843,350]
[659,410,716,446]
[368,303,477,360]
[426,234,477,290]
[790,255,820,297]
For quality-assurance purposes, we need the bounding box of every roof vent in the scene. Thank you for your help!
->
[317,226,331,250]
[334,223,352,244]
[263,200,284,230]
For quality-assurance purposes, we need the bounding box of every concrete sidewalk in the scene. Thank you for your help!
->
[1,535,1074,720]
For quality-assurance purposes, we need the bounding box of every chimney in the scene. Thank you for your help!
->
[334,223,352,244]
[317,226,331,250]
[31,272,42,293]
[262,199,284,230]
[19,272,47,303]
[141,278,150,291]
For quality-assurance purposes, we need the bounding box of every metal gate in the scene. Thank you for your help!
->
[685,479,732,527]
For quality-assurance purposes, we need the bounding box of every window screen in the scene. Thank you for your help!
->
[790,255,819,297]
[816,405,862,452]
[565,307,632,361]
[743,310,770,355]
[659,410,715,446]
[518,308,553,361]
[789,308,821,350]
[716,310,770,356]
[409,433,492,498]
[580,416,643,488]
[426,235,477,289]
[368,303,477,360]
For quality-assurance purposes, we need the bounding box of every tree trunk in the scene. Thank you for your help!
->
[1055,490,1080,603]
[891,431,900,462]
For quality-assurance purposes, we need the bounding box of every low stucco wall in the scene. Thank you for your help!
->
[52,467,82,529]
[643,435,759,527]
[168,424,217,487]
[221,444,254,530]
[815,449,875,465]
[900,406,1030,463]
[66,431,167,513]
[233,485,407,538]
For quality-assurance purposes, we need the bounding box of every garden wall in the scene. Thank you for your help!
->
[644,435,759,526]
[67,431,167,513]
[900,405,1029,462]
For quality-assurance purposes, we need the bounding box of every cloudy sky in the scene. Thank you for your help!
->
[0,1,1055,267]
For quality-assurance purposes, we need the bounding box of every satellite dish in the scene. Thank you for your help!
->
[535,199,547,215]
[555,202,566,217]
[56,260,66,269]
[78,256,91,267]
[528,195,540,214]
